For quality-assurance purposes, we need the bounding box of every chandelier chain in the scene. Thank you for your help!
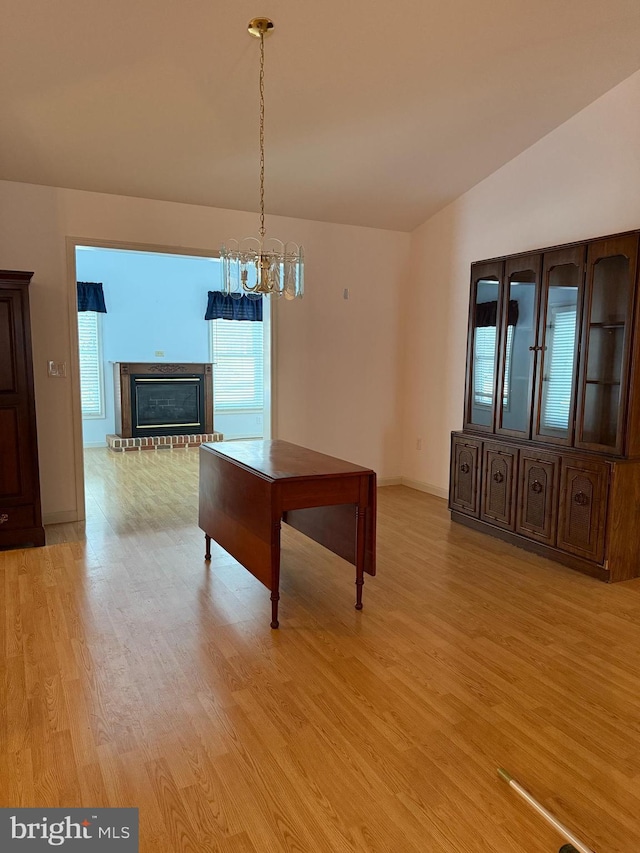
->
[259,31,265,239]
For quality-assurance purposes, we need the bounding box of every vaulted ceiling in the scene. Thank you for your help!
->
[1,0,640,231]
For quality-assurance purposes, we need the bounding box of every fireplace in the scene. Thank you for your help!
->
[132,375,204,436]
[114,362,214,438]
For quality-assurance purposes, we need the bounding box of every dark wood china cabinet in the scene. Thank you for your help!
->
[450,230,640,581]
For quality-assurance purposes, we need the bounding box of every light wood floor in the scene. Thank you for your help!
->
[2,447,640,852]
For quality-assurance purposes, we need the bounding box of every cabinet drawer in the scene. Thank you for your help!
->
[481,443,517,530]
[516,450,560,545]
[558,457,609,564]
[449,436,481,516]
[0,504,35,531]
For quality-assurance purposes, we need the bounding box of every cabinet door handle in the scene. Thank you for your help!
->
[460,463,470,474]
[492,471,504,483]
[574,491,589,506]
[531,480,543,494]
[528,345,538,351]
[0,514,8,525]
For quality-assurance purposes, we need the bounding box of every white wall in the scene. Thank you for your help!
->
[0,181,409,521]
[402,69,640,496]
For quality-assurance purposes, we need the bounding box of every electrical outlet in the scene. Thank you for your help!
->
[155,351,165,357]
[343,288,350,300]
[416,437,423,450]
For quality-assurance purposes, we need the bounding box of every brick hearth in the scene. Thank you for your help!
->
[106,432,223,452]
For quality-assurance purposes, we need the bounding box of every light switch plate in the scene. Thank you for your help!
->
[48,361,67,377]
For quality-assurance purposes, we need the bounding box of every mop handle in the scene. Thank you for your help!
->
[498,769,596,853]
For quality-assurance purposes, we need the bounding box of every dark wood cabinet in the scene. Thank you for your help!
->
[516,449,559,545]
[558,457,608,564]
[481,442,517,530]
[0,271,44,549]
[449,435,481,516]
[450,229,640,582]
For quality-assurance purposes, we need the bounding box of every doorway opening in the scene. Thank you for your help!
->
[70,242,273,527]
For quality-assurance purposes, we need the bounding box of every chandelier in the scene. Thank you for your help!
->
[220,18,304,300]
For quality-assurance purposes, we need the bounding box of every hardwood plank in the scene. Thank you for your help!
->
[1,448,639,852]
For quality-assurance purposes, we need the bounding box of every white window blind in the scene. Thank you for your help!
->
[474,325,514,407]
[210,319,264,410]
[501,325,514,407]
[77,312,104,418]
[541,306,577,429]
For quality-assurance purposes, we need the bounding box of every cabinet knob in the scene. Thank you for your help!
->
[492,471,504,483]
[0,514,8,525]
[574,491,589,506]
[531,480,543,494]
[460,463,470,474]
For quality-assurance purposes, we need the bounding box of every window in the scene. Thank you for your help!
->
[541,305,577,429]
[77,312,104,418]
[210,319,264,410]
[474,325,514,407]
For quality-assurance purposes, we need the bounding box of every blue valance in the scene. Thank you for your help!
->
[77,281,107,313]
[205,291,263,322]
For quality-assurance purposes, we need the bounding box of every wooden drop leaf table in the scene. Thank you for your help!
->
[198,440,377,628]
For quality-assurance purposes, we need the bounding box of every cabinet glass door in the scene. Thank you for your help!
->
[465,262,503,431]
[465,262,503,432]
[576,236,638,453]
[533,247,585,445]
[496,256,540,437]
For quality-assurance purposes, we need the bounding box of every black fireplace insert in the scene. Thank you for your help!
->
[130,373,205,437]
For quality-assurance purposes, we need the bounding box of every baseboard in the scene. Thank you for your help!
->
[401,477,448,500]
[83,441,107,449]
[43,510,81,525]
[376,476,448,499]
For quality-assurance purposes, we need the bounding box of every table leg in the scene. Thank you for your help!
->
[270,592,280,629]
[270,519,281,629]
[204,534,211,561]
[355,505,366,610]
